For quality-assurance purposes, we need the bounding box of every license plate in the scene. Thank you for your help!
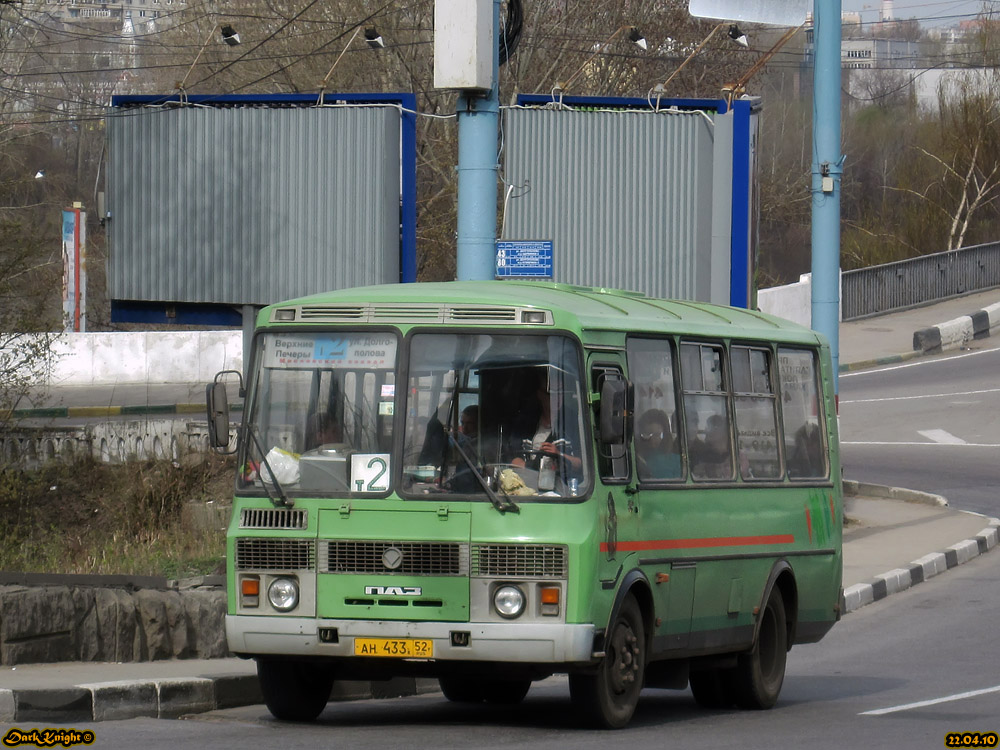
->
[354,637,433,658]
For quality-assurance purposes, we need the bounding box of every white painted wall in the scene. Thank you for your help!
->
[756,272,843,329]
[14,278,816,387]
[38,331,242,386]
[757,273,813,327]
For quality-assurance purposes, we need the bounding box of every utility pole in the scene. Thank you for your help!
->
[811,0,844,390]
[435,0,501,281]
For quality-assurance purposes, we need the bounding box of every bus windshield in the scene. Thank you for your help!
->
[239,332,399,495]
[239,330,590,500]
[402,332,589,500]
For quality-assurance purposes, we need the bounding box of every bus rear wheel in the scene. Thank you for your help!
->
[569,594,645,728]
[732,588,787,709]
[257,658,334,722]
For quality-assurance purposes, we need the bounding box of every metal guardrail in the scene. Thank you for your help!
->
[842,241,1000,320]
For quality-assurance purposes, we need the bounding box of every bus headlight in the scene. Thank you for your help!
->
[267,577,299,612]
[493,585,526,619]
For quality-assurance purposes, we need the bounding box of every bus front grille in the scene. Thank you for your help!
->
[472,544,568,578]
[235,538,315,571]
[320,541,469,576]
[240,508,308,530]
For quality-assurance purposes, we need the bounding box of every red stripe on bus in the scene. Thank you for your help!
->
[599,534,795,553]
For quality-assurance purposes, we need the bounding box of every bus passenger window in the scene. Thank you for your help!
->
[681,342,734,481]
[778,348,828,479]
[732,346,781,479]
[626,337,681,482]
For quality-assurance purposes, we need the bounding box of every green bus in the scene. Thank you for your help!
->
[207,281,842,729]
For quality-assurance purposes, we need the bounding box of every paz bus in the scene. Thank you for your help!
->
[207,281,842,729]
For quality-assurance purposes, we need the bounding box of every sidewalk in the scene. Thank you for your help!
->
[1,486,997,724]
[839,288,1000,369]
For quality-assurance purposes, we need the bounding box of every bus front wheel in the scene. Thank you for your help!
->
[732,588,787,709]
[570,595,645,728]
[257,658,334,721]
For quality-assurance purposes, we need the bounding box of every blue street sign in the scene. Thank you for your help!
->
[495,240,553,278]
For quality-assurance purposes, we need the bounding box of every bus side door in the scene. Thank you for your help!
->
[589,359,640,601]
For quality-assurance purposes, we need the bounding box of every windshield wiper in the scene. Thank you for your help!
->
[246,427,292,508]
[449,433,519,514]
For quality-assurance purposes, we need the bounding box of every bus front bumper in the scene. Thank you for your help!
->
[227,615,597,664]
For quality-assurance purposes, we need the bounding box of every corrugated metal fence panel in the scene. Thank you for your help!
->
[107,106,400,306]
[842,241,1000,320]
[502,108,717,301]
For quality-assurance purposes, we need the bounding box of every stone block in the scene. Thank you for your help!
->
[182,589,228,658]
[71,587,99,662]
[157,678,214,718]
[11,688,92,722]
[135,590,173,660]
[212,674,262,709]
[82,681,158,721]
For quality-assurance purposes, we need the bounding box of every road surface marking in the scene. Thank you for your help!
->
[917,429,967,444]
[841,347,1000,378]
[841,441,1000,447]
[861,684,1000,715]
[841,387,1000,404]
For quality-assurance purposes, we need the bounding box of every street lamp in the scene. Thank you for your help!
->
[653,23,747,98]
[176,23,241,91]
[554,25,648,96]
[317,25,385,99]
[364,27,385,49]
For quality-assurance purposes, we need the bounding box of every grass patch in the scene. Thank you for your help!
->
[0,454,235,577]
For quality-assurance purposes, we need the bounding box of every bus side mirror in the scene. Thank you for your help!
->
[599,380,632,445]
[206,381,230,449]
[207,369,245,450]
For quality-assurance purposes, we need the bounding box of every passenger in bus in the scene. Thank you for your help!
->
[690,413,733,478]
[635,409,681,479]
[458,405,478,443]
[510,371,582,478]
[790,420,824,477]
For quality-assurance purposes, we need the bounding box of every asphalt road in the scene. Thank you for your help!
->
[51,551,1000,749]
[839,339,1000,517]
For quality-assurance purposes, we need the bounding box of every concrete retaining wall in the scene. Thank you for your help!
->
[0,419,233,468]
[0,579,228,666]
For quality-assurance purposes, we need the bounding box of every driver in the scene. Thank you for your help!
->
[510,370,582,477]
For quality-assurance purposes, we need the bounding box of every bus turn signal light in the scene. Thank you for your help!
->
[540,586,560,616]
[241,577,260,607]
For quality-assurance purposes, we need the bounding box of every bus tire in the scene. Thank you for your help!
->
[257,658,333,722]
[481,679,532,704]
[439,676,485,702]
[569,594,645,728]
[732,588,787,709]
[689,667,735,709]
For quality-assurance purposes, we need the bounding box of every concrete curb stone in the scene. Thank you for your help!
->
[842,515,1000,615]
[912,301,1000,354]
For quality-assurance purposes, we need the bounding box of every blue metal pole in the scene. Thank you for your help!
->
[811,0,843,390]
[455,0,501,281]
